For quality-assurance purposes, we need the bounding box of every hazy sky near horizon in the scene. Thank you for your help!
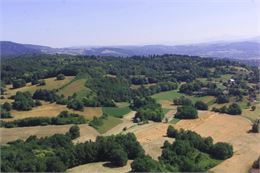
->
[1,0,260,47]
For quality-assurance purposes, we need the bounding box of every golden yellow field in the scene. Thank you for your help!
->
[0,124,99,144]
[4,76,75,97]
[174,111,260,173]
[4,101,102,121]
[67,160,132,173]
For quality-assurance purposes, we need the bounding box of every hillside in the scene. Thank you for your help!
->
[1,39,260,61]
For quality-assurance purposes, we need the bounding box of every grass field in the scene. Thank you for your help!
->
[152,90,215,105]
[94,116,123,134]
[102,107,132,118]
[4,101,102,121]
[241,103,260,122]
[170,118,180,124]
[58,79,88,97]
[5,76,75,97]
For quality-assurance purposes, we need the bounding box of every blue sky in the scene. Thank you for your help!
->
[1,0,259,47]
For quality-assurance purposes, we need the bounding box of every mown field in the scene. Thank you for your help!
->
[4,76,75,97]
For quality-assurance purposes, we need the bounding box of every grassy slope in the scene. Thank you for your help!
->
[102,107,132,118]
[95,116,123,134]
[152,90,215,105]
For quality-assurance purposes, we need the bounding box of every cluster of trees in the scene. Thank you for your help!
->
[173,96,192,106]
[212,103,242,115]
[131,97,164,122]
[33,89,59,103]
[1,132,144,172]
[131,126,233,172]
[12,79,26,89]
[0,111,86,128]
[175,106,198,119]
[216,95,229,104]
[132,82,178,98]
[0,102,13,118]
[12,92,41,111]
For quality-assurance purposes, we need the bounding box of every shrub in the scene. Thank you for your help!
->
[175,106,198,119]
[211,142,233,160]
[216,95,229,104]
[251,105,256,111]
[252,120,260,133]
[173,96,192,106]
[68,125,80,139]
[0,111,13,118]
[35,100,42,106]
[38,79,46,86]
[194,101,208,110]
[56,74,65,80]
[227,103,242,115]
[12,79,26,89]
[252,156,260,169]
[2,102,12,111]
[167,125,178,138]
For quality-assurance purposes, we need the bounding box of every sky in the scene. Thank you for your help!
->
[0,0,260,47]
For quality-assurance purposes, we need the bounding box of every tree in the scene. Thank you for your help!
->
[68,125,80,139]
[67,99,84,111]
[194,101,208,110]
[56,74,65,80]
[110,148,128,167]
[12,79,26,89]
[46,157,66,172]
[2,102,12,111]
[252,120,260,133]
[167,125,178,138]
[216,95,229,104]
[12,92,35,111]
[38,79,46,86]
[173,96,193,106]
[227,103,242,115]
[175,106,198,119]
[131,155,161,172]
[251,105,256,111]
[211,142,233,160]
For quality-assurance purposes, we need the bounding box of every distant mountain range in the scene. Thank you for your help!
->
[1,38,260,60]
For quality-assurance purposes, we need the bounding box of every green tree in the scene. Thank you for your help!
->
[227,103,242,115]
[56,74,65,80]
[2,102,12,111]
[211,142,233,160]
[194,101,208,110]
[175,106,198,119]
[68,125,80,140]
[251,105,256,111]
[110,148,128,167]
[167,125,178,138]
[131,155,161,172]
[12,92,35,111]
